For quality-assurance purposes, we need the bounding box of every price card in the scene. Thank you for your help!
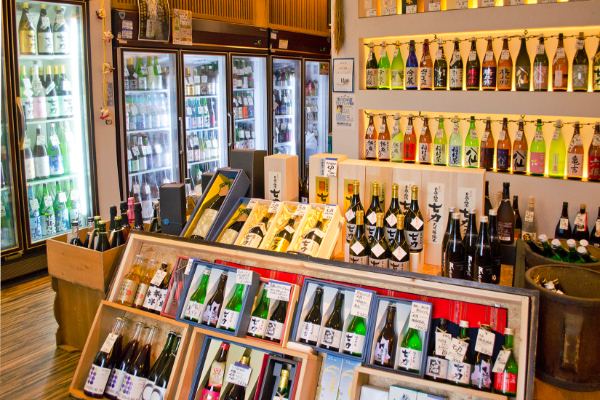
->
[385,6,396,15]
[469,51,477,62]
[456,0,469,9]
[483,0,495,6]
[451,52,461,66]
[435,50,443,60]
[555,48,565,59]
[246,199,258,210]
[552,130,560,141]
[184,259,195,275]
[484,51,494,63]
[267,281,292,301]
[324,158,338,178]
[536,44,545,55]
[411,216,423,230]
[406,125,413,135]
[379,48,387,59]
[44,195,53,208]
[29,198,40,211]
[512,0,524,4]
[474,328,496,356]
[292,204,310,218]
[226,363,252,387]
[406,5,417,13]
[500,50,510,61]
[515,130,523,141]
[421,126,427,136]
[100,333,120,353]
[49,134,60,147]
[366,126,374,136]
[393,48,399,58]
[24,137,31,149]
[350,289,373,318]
[323,205,336,220]
[429,2,440,11]
[446,338,469,363]
[345,208,355,222]
[436,331,452,357]
[36,135,46,146]
[236,269,253,285]
[525,211,534,223]
[482,131,490,142]
[559,218,569,230]
[151,269,167,286]
[470,129,478,140]
[535,131,544,142]
[386,213,397,227]
[268,201,281,214]
[408,302,431,331]
[452,124,459,135]
[593,135,600,146]
[366,8,377,17]
[436,129,444,139]
[576,39,584,50]
[492,350,512,373]
[58,192,67,203]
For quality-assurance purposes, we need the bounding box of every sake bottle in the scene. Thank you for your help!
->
[497,118,511,172]
[498,36,513,91]
[391,42,405,90]
[365,114,377,160]
[247,285,270,338]
[345,180,364,243]
[220,283,245,332]
[464,116,479,168]
[419,115,432,164]
[343,313,367,357]
[445,213,465,279]
[366,42,378,90]
[419,39,433,90]
[529,119,546,176]
[447,321,473,387]
[398,314,423,373]
[466,38,480,91]
[549,119,566,178]
[493,328,518,395]
[567,122,584,179]
[405,40,419,90]
[448,117,463,167]
[449,39,463,90]
[384,184,401,244]
[482,36,496,90]
[365,182,383,242]
[433,116,447,166]
[390,114,404,162]
[378,42,391,90]
[533,34,549,91]
[515,35,531,91]
[434,38,447,90]
[389,215,410,271]
[572,32,589,92]
[378,113,391,161]
[299,287,323,346]
[403,114,417,162]
[369,213,389,268]
[373,305,397,368]
[471,324,494,391]
[184,269,211,322]
[512,119,528,174]
[349,210,370,265]
[480,117,494,170]
[464,209,478,281]
[320,292,345,351]
[553,33,569,92]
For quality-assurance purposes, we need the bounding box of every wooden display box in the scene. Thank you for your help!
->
[288,204,345,259]
[69,301,191,400]
[172,327,322,400]
[264,154,299,201]
[309,153,349,205]
[234,200,285,248]
[259,202,311,252]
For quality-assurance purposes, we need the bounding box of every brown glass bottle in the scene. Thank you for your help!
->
[572,32,589,92]
[480,117,495,170]
[365,114,377,160]
[482,36,496,90]
[567,122,584,179]
[552,33,568,91]
[497,36,513,91]
[588,122,600,181]
[419,116,432,164]
[378,114,391,161]
[497,118,511,172]
[512,119,528,174]
[420,39,433,90]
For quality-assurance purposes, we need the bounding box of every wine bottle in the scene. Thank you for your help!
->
[488,210,503,284]
[299,287,323,346]
[120,201,131,240]
[151,262,171,315]
[464,116,479,168]
[265,299,288,343]
[419,39,433,90]
[369,213,389,268]
[594,34,600,92]
[567,122,584,179]
[441,207,456,274]
[146,334,182,399]
[406,40,419,90]
[480,117,494,170]
[391,43,405,90]
[537,234,557,259]
[464,209,478,281]
[221,356,250,400]
[343,314,367,357]
[493,328,518,395]
[345,180,364,243]
[365,114,377,160]
[482,36,496,90]
[419,115,432,164]
[445,213,465,279]
[384,184,401,244]
[320,292,345,351]
[498,36,513,91]
[53,6,69,55]
[515,35,531,91]
[184,269,212,322]
[484,181,493,217]
[270,217,296,252]
[378,113,391,161]
[555,202,572,239]
[201,273,228,327]
[471,324,494,392]
[497,183,515,244]
[378,41,391,90]
[588,122,600,181]
[132,259,158,309]
[191,181,232,239]
[434,38,447,90]
[366,42,378,90]
[373,305,397,368]
[148,201,161,233]
[389,215,411,271]
[349,210,370,265]
[553,33,568,92]
[140,332,178,400]
[433,116,447,165]
[511,119,528,174]
[220,283,245,332]
[404,186,424,253]
[403,114,417,162]
[300,162,309,203]
[449,38,463,90]
[572,204,590,241]
[466,38,480,90]
[240,215,270,248]
[133,203,144,231]
[447,320,473,387]
[398,314,423,373]
[578,241,598,263]
[365,182,383,242]
[572,32,589,92]
[274,369,290,400]
[513,196,522,240]
[448,117,462,167]
[105,322,145,399]
[425,318,449,382]
[297,217,325,257]
[117,326,157,400]
[590,207,600,248]
[83,318,126,397]
[199,342,230,400]
[521,197,538,240]
[474,216,493,284]
[391,113,404,162]
[533,34,549,91]
[116,255,145,307]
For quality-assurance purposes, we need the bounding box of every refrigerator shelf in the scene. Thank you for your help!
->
[306,95,320,98]
[18,54,72,61]
[26,172,82,187]
[187,158,220,166]
[234,118,254,123]
[128,166,171,177]
[233,88,255,92]
[126,127,171,134]
[186,127,218,132]
[273,85,295,90]
[274,141,294,147]
[274,115,294,119]
[27,116,75,124]
[125,89,169,95]
[185,95,218,99]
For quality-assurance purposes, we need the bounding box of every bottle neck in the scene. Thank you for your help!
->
[452,218,462,240]
[503,186,510,200]
[562,204,568,217]
[171,336,182,355]
[459,327,469,339]
[385,309,396,325]
[504,334,514,350]
[479,222,490,243]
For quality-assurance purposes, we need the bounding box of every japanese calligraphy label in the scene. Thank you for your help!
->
[408,302,431,331]
[236,270,253,286]
[350,289,373,318]
[184,258,194,275]
[267,172,282,200]
[457,187,476,237]
[226,363,252,387]
[315,177,330,204]
[426,183,445,244]
[322,158,338,178]
[267,281,292,301]
[397,181,416,213]
[492,350,512,373]
[446,338,469,363]
[436,331,452,356]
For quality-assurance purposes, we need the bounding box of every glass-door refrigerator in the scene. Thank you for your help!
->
[9,0,96,252]
[271,58,302,157]
[182,52,227,190]
[304,60,330,162]
[118,50,180,220]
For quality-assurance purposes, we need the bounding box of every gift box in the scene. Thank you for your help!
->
[264,154,299,201]
[230,149,267,198]
[319,354,344,400]
[338,358,363,400]
[234,200,285,249]
[259,202,311,253]
[256,356,301,400]
[158,183,187,236]
[359,385,389,400]
[309,153,348,206]
[212,197,252,244]
[389,386,418,400]
[288,204,344,259]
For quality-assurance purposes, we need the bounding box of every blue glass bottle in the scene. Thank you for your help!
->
[405,40,419,90]
[28,186,43,239]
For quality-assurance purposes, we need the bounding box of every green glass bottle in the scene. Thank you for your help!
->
[433,116,447,165]
[447,320,473,387]
[390,114,404,162]
[391,44,405,90]
[464,117,479,168]
[448,117,463,167]
[220,283,245,331]
[515,35,531,91]
[146,334,182,399]
[549,119,566,178]
[247,285,270,338]
[184,269,211,322]
[366,42,378,90]
[378,41,391,90]
[66,179,80,224]
[47,123,64,176]
[53,181,70,232]
[566,239,583,263]
[398,314,423,373]
[493,328,518,395]
[529,119,546,176]
[141,331,178,398]
[320,292,345,351]
[265,299,288,343]
[343,314,367,357]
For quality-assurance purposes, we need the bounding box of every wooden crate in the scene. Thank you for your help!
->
[69,301,191,400]
[309,153,349,205]
[173,327,321,400]
[264,154,299,201]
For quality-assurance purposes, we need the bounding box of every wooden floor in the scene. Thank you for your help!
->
[1,272,599,400]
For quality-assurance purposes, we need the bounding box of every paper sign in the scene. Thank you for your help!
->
[323,205,336,220]
[292,204,310,218]
[371,243,385,257]
[456,1,468,9]
[100,333,120,353]
[246,199,258,210]
[268,201,281,214]
[474,329,496,356]
[436,332,452,356]
[493,350,512,373]
[366,9,377,17]
[446,338,469,363]
[426,183,445,244]
[386,213,397,228]
[324,158,338,178]
[457,188,476,237]
[226,363,252,387]
[279,39,288,50]
[408,302,431,331]
[150,269,167,286]
[236,270,253,285]
[172,9,192,45]
[350,290,372,318]
[267,282,292,301]
[184,259,194,275]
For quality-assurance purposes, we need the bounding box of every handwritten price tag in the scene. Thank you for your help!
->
[446,338,469,363]
[350,289,373,318]
[226,363,252,387]
[408,302,431,331]
[324,158,338,178]
[436,332,452,356]
[292,203,310,217]
[493,350,512,373]
[525,211,535,223]
[474,328,496,356]
[236,270,254,285]
[267,281,292,301]
[246,199,258,210]
[268,201,281,214]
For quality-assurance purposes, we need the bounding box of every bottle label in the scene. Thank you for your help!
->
[497,221,513,242]
[220,309,240,330]
[482,67,496,88]
[572,65,588,90]
[192,208,219,239]
[398,348,422,370]
[117,279,139,304]
[391,69,404,88]
[219,228,240,245]
[25,158,36,180]
[419,67,432,88]
[513,150,527,171]
[49,154,64,175]
[405,230,423,251]
[477,264,494,283]
[471,361,493,389]
[464,146,478,167]
[404,143,416,161]
[299,322,321,342]
[56,209,69,232]
[365,224,376,243]
[265,320,284,341]
[30,216,42,239]
[248,316,268,337]
[141,379,156,400]
[42,214,56,236]
[567,154,583,176]
[449,68,463,89]
[494,371,518,393]
[37,32,53,53]
[321,327,343,349]
[369,257,388,268]
[385,227,397,244]
[202,301,222,326]
[270,237,291,252]
[346,223,357,243]
[60,95,73,116]
[448,261,465,279]
[449,145,462,166]
[405,67,418,88]
[343,332,365,355]
[241,232,263,248]
[515,66,530,89]
[448,362,472,384]
[589,156,600,180]
[366,69,377,88]
[498,67,511,88]
[378,140,390,159]
[298,239,320,257]
[208,360,226,388]
[378,68,390,88]
[152,288,167,312]
[391,140,403,161]
[34,156,50,178]
[466,255,475,280]
[389,259,409,271]
[425,356,449,379]
[433,144,446,164]
[185,300,203,320]
[200,388,221,400]
[53,31,69,54]
[533,66,548,89]
[83,364,112,395]
[105,368,127,396]
[497,149,510,170]
[365,138,377,158]
[119,373,147,400]
[142,287,159,310]
[530,152,545,174]
[419,143,431,163]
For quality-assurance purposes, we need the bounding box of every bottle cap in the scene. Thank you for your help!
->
[280,369,290,378]
[469,208,476,214]
[539,234,547,242]
[556,119,562,126]
[551,239,562,247]
[480,216,488,222]
[459,320,469,328]
[240,356,250,365]
[489,209,497,216]
[220,342,230,350]
[504,327,514,335]
[529,196,535,205]
[448,206,456,212]
[580,239,589,247]
[577,247,587,254]
[566,239,576,247]
[453,213,461,220]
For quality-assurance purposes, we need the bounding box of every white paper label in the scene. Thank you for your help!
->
[83,365,112,395]
[411,216,423,230]
[456,0,469,8]
[555,48,565,59]
[321,328,343,348]
[350,289,372,318]
[299,322,321,342]
[371,243,385,257]
[470,129,478,140]
[246,199,258,210]
[366,211,377,225]
[265,320,284,341]
[323,206,336,220]
[220,310,240,330]
[267,282,292,301]
[484,51,494,63]
[343,332,365,354]
[448,362,472,384]
[475,329,496,356]
[483,0,495,6]
[408,302,431,331]
[386,213,397,228]
[436,332,452,356]
[525,211,535,223]
[292,204,310,218]
[500,49,510,61]
[100,333,119,353]
[398,348,422,370]
[324,158,338,178]
[236,270,253,285]
[345,209,356,222]
[248,316,268,336]
[446,338,469,363]
[425,356,449,379]
[184,300,203,320]
[560,218,569,230]
[392,246,407,261]
[184,259,194,275]
[469,51,477,62]
[492,350,512,373]
[406,5,417,13]
[226,363,252,387]
[268,201,281,214]
[350,241,365,255]
[429,2,440,11]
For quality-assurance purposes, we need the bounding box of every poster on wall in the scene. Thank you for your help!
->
[335,95,355,130]
[138,0,171,42]
[172,9,192,45]
[333,58,354,92]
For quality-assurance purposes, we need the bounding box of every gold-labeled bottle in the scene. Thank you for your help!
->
[116,255,146,307]
[270,218,296,252]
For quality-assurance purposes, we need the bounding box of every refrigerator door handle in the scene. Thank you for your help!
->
[16,97,27,149]
[227,112,233,147]
[178,117,183,155]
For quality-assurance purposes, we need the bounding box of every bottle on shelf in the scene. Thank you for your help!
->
[403,114,417,163]
[47,123,64,176]
[445,213,465,279]
[512,119,527,174]
[373,305,397,368]
[434,38,447,90]
[297,215,325,257]
[53,181,69,232]
[553,33,568,92]
[513,196,522,240]
[466,38,480,91]
[419,116,432,164]
[199,342,229,400]
[589,122,600,181]
[69,220,83,246]
[398,314,423,373]
[131,259,158,309]
[482,36,496,90]
[369,213,389,268]
[497,182,515,245]
[37,4,53,55]
[299,287,323,346]
[117,326,157,400]
[141,331,178,399]
[239,214,270,249]
[148,201,160,233]
[405,40,419,90]
[201,272,228,327]
[221,356,250,400]
[480,117,494,170]
[464,209,478,281]
[433,116,447,166]
[441,207,456,275]
[572,32,589,92]
[378,114,391,161]
[533,34,549,92]
[349,210,370,265]
[343,313,367,357]
[485,181,493,217]
[471,324,494,392]
[549,119,566,178]
[190,181,231,239]
[220,282,245,332]
[320,292,345,351]
[498,36,513,91]
[391,43,405,90]
[32,64,47,119]
[448,117,462,167]
[183,268,211,322]
[264,299,288,343]
[425,318,449,382]
[365,182,383,242]
[41,183,56,236]
[115,255,145,307]
[94,221,110,252]
[18,3,36,55]
[464,116,479,168]
[364,114,377,160]
[383,184,400,244]
[145,334,181,399]
[378,41,391,90]
[594,34,600,92]
[419,39,433,90]
[567,122,584,179]
[273,370,290,400]
[20,66,34,121]
[346,180,364,243]
[133,202,144,231]
[515,35,531,91]
[474,215,493,284]
[405,186,424,253]
[530,119,546,176]
[447,321,473,387]
[389,214,410,271]
[44,65,60,119]
[489,210,503,284]
[104,321,145,400]
[522,197,538,240]
[449,38,463,91]
[53,6,69,55]
[572,204,590,241]
[366,42,378,90]
[493,328,518,395]
[247,285,270,338]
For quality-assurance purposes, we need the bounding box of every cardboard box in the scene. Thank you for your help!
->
[359,385,388,400]
[290,278,377,362]
[389,386,418,400]
[319,354,345,400]
[309,153,348,205]
[338,358,363,400]
[231,149,267,198]
[159,183,187,236]
[264,154,299,201]
[176,259,260,337]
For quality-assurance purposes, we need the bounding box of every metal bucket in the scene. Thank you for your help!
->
[523,238,600,272]
[525,265,600,391]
